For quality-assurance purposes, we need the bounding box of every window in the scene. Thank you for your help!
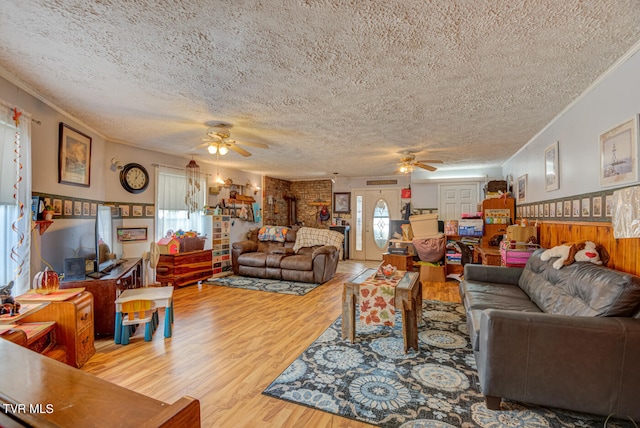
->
[0,101,31,296]
[372,198,390,249]
[155,166,207,240]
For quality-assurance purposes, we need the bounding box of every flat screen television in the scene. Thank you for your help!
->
[88,205,124,277]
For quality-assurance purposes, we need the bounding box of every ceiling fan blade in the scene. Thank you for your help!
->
[235,140,269,149]
[415,162,437,172]
[227,144,252,157]
[193,142,210,149]
[417,159,443,164]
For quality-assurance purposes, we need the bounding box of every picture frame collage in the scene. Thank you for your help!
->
[32,192,155,219]
[516,188,622,223]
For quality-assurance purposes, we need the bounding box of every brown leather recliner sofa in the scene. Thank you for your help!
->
[459,249,640,420]
[231,227,342,283]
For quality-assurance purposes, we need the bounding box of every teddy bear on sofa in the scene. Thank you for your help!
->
[540,240,609,269]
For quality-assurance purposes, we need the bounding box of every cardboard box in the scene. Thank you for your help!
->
[409,214,439,238]
[419,262,446,283]
[506,225,538,244]
[458,219,483,236]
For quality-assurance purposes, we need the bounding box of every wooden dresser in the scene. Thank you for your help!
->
[0,339,201,427]
[156,250,213,287]
[59,258,142,337]
[21,292,95,368]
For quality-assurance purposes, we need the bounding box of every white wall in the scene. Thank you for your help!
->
[0,75,262,274]
[503,45,640,202]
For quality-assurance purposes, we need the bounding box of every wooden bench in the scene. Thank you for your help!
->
[0,339,200,427]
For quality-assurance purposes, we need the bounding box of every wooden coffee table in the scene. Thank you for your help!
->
[342,268,422,352]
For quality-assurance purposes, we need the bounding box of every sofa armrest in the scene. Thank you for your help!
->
[311,245,337,257]
[463,264,523,286]
[477,309,640,418]
[232,240,258,254]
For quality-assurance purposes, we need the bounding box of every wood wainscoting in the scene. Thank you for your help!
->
[539,221,639,276]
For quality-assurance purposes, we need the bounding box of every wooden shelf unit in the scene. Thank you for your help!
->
[482,197,515,244]
[211,215,232,278]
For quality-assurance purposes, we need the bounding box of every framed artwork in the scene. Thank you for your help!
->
[544,141,559,191]
[82,201,90,216]
[116,227,148,242]
[58,123,91,187]
[517,174,527,203]
[74,201,82,216]
[333,192,351,213]
[120,205,130,217]
[145,205,154,217]
[63,200,73,216]
[53,199,63,216]
[592,196,602,217]
[90,202,97,216]
[572,199,580,217]
[556,201,563,218]
[600,116,638,187]
[549,202,556,217]
[132,205,143,217]
[563,200,571,217]
[543,203,549,217]
[605,194,614,217]
[581,198,590,217]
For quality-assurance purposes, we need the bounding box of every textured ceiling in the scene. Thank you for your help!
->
[1,1,640,180]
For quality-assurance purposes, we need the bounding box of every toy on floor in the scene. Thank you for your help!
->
[540,240,609,269]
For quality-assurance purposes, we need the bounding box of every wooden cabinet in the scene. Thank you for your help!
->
[156,250,213,287]
[330,225,350,260]
[382,253,413,272]
[59,258,142,337]
[21,292,95,367]
[211,215,232,278]
[482,198,515,244]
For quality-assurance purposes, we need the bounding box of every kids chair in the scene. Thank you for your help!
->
[120,299,157,345]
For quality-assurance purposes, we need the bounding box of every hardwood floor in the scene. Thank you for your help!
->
[82,261,462,427]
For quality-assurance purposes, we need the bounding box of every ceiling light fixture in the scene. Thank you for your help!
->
[207,143,229,155]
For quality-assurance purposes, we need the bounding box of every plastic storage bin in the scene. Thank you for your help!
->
[409,214,439,238]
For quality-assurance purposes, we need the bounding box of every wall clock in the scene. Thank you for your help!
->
[119,163,149,194]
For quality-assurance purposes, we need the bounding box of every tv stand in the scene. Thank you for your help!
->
[59,258,143,337]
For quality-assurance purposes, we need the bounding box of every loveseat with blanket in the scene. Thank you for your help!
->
[231,226,343,283]
[459,249,640,419]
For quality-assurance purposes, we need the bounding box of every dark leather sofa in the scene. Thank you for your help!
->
[231,228,341,283]
[459,249,640,420]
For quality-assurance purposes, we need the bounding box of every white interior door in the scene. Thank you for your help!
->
[353,188,401,260]
[438,183,480,221]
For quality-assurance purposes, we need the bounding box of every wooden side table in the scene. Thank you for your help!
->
[342,269,422,353]
[382,252,413,272]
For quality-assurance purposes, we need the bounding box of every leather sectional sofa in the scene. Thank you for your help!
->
[459,249,640,420]
[231,227,342,283]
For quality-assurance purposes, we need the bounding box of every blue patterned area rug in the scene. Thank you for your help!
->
[263,300,634,427]
[206,275,321,296]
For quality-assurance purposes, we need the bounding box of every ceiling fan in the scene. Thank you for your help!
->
[395,151,443,173]
[194,124,269,157]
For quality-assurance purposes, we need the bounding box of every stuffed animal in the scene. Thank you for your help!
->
[540,240,609,269]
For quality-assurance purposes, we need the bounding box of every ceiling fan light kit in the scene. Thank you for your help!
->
[196,124,269,158]
[395,151,443,174]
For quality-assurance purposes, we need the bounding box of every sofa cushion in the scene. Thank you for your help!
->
[280,254,313,271]
[464,291,541,313]
[237,252,267,268]
[520,250,640,317]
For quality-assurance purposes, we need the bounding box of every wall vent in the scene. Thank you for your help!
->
[366,179,398,186]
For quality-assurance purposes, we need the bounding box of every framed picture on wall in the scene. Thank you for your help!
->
[58,123,91,187]
[333,192,351,213]
[544,141,559,191]
[593,196,603,217]
[600,116,638,187]
[517,174,527,203]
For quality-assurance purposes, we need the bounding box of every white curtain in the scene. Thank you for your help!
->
[0,99,31,296]
[155,165,206,240]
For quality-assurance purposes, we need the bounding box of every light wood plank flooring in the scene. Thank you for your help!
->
[82,261,461,427]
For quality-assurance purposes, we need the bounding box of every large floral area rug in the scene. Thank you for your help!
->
[206,275,321,296]
[263,300,634,427]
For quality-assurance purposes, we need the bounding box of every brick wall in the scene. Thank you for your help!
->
[291,180,333,229]
[263,177,333,228]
